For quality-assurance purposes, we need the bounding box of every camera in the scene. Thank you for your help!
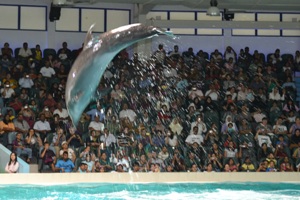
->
[24,105,28,109]
[26,75,29,78]
[5,84,10,88]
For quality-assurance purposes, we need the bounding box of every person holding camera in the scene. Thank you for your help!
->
[66,126,83,149]
[190,115,207,136]
[40,142,56,172]
[1,81,15,105]
[18,72,34,89]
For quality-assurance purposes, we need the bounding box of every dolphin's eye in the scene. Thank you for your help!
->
[73,90,83,102]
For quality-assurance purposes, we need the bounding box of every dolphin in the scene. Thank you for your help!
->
[65,23,173,126]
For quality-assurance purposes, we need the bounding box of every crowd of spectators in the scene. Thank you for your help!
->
[1,41,300,173]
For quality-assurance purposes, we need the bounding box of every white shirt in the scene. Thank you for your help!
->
[18,48,32,57]
[269,92,284,101]
[257,135,272,147]
[224,148,238,158]
[119,109,137,122]
[53,108,69,119]
[88,121,105,132]
[190,121,207,136]
[237,90,247,101]
[40,66,56,78]
[100,133,116,147]
[205,90,219,101]
[5,162,19,173]
[185,134,204,146]
[33,120,51,132]
[188,89,204,100]
[1,88,14,98]
[163,67,178,78]
[59,148,75,160]
[18,77,34,89]
[158,151,169,161]
[166,135,178,147]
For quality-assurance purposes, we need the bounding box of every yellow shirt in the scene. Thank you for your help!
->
[35,50,42,61]
[241,163,255,171]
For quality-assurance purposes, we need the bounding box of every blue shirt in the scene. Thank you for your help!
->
[55,159,75,172]
[86,109,105,122]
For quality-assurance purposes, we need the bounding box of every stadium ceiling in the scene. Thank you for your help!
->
[74,0,300,12]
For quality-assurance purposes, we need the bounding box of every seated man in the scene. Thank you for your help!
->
[12,132,32,163]
[88,115,105,137]
[40,142,56,172]
[53,102,69,123]
[33,113,51,142]
[59,141,76,163]
[255,117,273,147]
[55,151,75,173]
[185,126,204,147]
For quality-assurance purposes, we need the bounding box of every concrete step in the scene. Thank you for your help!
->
[29,164,39,173]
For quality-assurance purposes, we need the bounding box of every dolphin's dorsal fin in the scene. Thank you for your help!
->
[83,23,95,50]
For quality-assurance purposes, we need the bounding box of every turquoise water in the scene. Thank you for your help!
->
[0,182,299,200]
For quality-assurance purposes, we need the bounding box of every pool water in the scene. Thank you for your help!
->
[0,182,299,200]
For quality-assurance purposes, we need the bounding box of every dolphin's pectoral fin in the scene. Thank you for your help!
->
[83,23,95,50]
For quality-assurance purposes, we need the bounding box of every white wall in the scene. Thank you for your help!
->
[152,30,300,56]
[0,0,299,55]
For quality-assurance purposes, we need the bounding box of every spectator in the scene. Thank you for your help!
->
[1,81,15,104]
[241,157,256,172]
[33,113,51,142]
[5,152,19,173]
[18,72,34,89]
[55,151,74,172]
[18,42,32,61]
[13,132,32,163]
[40,142,56,172]
[189,114,207,136]
[0,114,15,146]
[59,141,76,163]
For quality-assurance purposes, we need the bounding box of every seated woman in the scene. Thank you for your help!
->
[80,145,96,161]
[209,143,223,161]
[204,123,219,146]
[279,156,294,172]
[274,135,289,159]
[5,152,19,173]
[224,141,238,158]
[226,158,240,172]
[207,153,223,172]
[221,115,239,136]
[282,99,300,114]
[13,132,32,163]
[257,142,273,161]
[25,128,43,158]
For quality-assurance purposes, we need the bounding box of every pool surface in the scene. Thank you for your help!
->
[0,182,299,200]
